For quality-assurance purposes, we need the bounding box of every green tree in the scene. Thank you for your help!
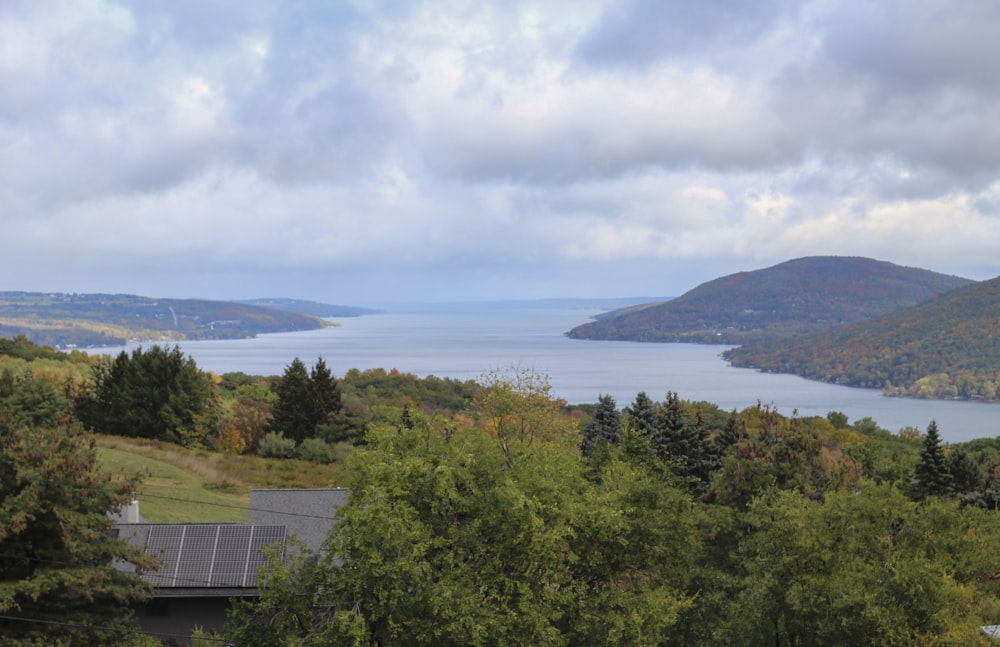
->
[75,345,219,446]
[269,357,343,445]
[267,357,314,444]
[0,415,155,645]
[228,380,696,646]
[911,420,952,500]
[651,392,719,494]
[580,393,621,457]
[1,371,67,430]
[716,484,997,646]
[948,448,982,497]
[310,356,342,432]
[624,391,657,434]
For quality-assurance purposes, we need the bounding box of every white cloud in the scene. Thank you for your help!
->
[1,0,999,302]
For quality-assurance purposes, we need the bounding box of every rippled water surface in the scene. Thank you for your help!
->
[100,304,998,442]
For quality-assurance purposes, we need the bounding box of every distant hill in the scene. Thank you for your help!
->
[0,292,330,348]
[239,298,380,318]
[566,257,972,344]
[725,276,1000,401]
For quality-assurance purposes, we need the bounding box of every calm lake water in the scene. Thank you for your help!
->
[100,303,998,443]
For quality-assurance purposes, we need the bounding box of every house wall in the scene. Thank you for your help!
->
[136,596,234,644]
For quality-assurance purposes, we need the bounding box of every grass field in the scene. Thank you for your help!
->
[95,435,346,523]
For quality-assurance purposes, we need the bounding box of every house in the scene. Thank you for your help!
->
[113,488,347,643]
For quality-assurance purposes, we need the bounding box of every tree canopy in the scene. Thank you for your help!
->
[75,345,220,447]
[0,415,155,646]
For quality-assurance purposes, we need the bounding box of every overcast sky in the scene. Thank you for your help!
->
[2,1,999,305]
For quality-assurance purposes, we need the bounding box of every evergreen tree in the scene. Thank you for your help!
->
[581,393,621,457]
[268,357,316,444]
[309,356,342,433]
[0,415,155,645]
[270,357,343,445]
[650,392,719,494]
[947,449,981,496]
[624,391,657,436]
[911,420,952,500]
[76,345,218,446]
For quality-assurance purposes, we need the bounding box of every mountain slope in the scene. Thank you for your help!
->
[725,276,1000,401]
[567,257,972,344]
[0,292,330,348]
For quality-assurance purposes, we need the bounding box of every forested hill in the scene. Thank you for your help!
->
[0,292,330,348]
[239,298,380,318]
[566,256,972,344]
[725,275,1000,401]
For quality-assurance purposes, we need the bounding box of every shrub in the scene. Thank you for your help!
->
[258,432,297,459]
[296,437,338,464]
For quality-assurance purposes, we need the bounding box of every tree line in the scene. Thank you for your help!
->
[225,382,1000,646]
[4,337,1000,644]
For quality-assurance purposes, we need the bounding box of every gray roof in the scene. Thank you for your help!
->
[112,488,348,596]
[248,488,348,555]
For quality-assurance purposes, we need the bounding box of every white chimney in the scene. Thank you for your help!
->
[126,499,140,523]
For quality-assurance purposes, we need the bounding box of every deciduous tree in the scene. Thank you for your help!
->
[228,380,696,646]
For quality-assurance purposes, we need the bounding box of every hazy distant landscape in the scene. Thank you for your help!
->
[6,256,992,403]
[4,1,1000,644]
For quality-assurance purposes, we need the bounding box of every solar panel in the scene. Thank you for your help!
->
[143,524,286,588]
[145,525,184,587]
[247,525,286,586]
[212,525,252,587]
[173,525,217,587]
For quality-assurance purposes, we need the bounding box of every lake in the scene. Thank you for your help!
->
[99,302,998,443]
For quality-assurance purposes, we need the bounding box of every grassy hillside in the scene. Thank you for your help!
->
[0,291,330,348]
[96,435,344,522]
[725,276,1000,401]
[567,257,972,344]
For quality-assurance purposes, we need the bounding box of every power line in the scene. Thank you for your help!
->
[0,613,235,644]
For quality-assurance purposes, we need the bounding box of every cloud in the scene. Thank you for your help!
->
[575,0,799,68]
[1,0,999,303]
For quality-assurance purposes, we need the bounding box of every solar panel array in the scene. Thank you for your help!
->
[144,524,286,588]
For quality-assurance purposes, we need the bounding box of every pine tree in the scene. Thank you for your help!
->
[581,394,621,457]
[651,392,718,494]
[76,345,218,446]
[0,415,155,645]
[309,356,342,431]
[911,420,952,500]
[270,357,343,445]
[624,391,657,436]
[269,357,316,444]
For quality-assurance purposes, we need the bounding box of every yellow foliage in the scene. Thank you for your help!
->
[218,422,248,455]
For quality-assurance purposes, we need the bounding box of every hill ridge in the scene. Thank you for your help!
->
[0,291,333,348]
[725,275,1000,401]
[567,256,972,344]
